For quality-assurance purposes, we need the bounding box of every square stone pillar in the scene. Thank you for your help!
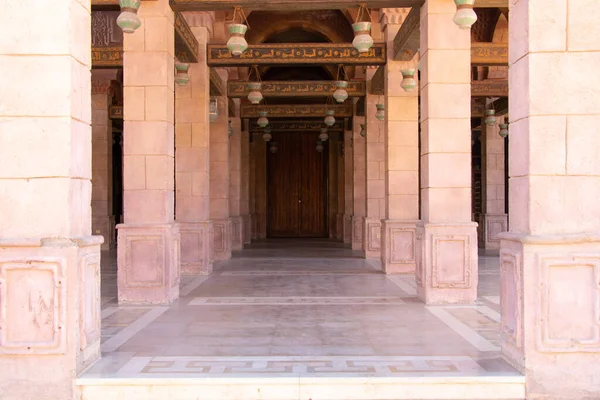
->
[240,123,252,244]
[118,0,180,305]
[229,114,244,251]
[500,0,600,397]
[380,15,420,274]
[336,139,345,240]
[175,21,213,275]
[328,135,339,238]
[343,128,354,244]
[352,116,366,252]
[417,0,477,304]
[0,0,102,397]
[91,76,116,250]
[210,75,232,259]
[253,133,268,239]
[364,88,384,259]
[482,116,507,250]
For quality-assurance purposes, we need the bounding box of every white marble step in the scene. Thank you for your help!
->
[77,375,525,400]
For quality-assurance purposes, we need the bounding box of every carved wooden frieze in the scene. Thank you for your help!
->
[170,0,423,12]
[174,11,199,63]
[471,98,485,117]
[370,66,384,95]
[109,105,123,119]
[471,80,508,97]
[249,120,344,132]
[392,6,420,61]
[92,11,123,67]
[208,43,386,66]
[241,104,352,118]
[228,80,366,98]
[471,43,508,66]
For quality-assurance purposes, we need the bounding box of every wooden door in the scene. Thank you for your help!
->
[267,131,327,237]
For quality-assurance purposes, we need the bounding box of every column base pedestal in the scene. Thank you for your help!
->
[0,236,103,400]
[499,232,600,399]
[484,213,508,250]
[230,216,244,251]
[416,222,478,304]
[116,223,180,305]
[381,220,418,274]
[212,218,232,260]
[343,214,353,244]
[92,214,115,250]
[335,213,343,240]
[179,221,212,275]
[242,214,252,244]
[364,218,382,259]
[351,216,364,251]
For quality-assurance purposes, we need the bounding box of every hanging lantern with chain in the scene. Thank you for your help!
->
[209,97,219,123]
[400,69,417,92]
[333,65,349,103]
[484,108,496,126]
[319,128,329,142]
[257,111,269,128]
[247,65,263,104]
[375,103,385,121]
[352,4,374,53]
[269,141,278,154]
[262,128,272,142]
[316,140,324,153]
[498,123,509,138]
[227,6,250,56]
[175,61,190,86]
[117,0,141,33]
[324,110,336,127]
[360,123,366,137]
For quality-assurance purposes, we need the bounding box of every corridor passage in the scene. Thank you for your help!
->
[84,240,517,379]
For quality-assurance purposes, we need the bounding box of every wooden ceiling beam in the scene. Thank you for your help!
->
[229,80,366,98]
[471,80,507,97]
[471,43,508,66]
[249,120,345,131]
[392,6,420,61]
[241,104,352,118]
[174,11,199,63]
[208,43,385,67]
[370,66,384,95]
[210,68,226,96]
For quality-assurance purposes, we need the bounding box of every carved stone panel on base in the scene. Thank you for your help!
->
[343,215,353,245]
[364,218,382,259]
[484,213,507,250]
[212,219,232,260]
[179,221,212,275]
[381,220,417,274]
[416,223,478,304]
[242,214,252,244]
[351,216,364,251]
[117,223,180,305]
[230,216,243,251]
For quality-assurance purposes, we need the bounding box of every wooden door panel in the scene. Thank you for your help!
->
[267,131,327,238]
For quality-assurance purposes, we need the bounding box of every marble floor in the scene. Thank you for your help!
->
[83,239,518,381]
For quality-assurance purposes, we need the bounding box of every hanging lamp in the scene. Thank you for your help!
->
[499,123,509,138]
[484,108,496,126]
[453,0,477,30]
[227,6,249,56]
[257,111,269,128]
[324,110,336,127]
[175,61,190,86]
[209,97,219,123]
[247,65,263,104]
[352,4,374,53]
[375,104,385,121]
[269,141,278,154]
[333,65,349,103]
[262,128,272,142]
[117,0,141,33]
[360,123,366,137]
[316,140,324,153]
[228,119,234,137]
[400,69,417,92]
[319,128,329,142]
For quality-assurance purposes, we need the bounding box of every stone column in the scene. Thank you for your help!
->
[210,74,232,259]
[364,86,384,259]
[240,122,252,244]
[352,115,366,252]
[416,0,477,304]
[336,138,345,240]
[482,116,507,250]
[91,75,116,250]
[343,128,354,244]
[254,134,268,239]
[500,0,600,397]
[328,136,339,238]
[175,15,213,275]
[118,0,180,304]
[380,11,420,274]
[0,0,102,397]
[249,133,258,240]
[229,113,244,251]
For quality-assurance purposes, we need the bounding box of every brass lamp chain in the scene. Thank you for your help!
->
[356,3,372,23]
[228,5,251,28]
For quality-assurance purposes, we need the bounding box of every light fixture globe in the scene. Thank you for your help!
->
[269,141,278,154]
[319,128,329,142]
[257,111,269,128]
[484,109,496,126]
[209,98,219,123]
[360,123,366,137]
[227,23,248,56]
[352,22,374,53]
[117,0,141,33]
[453,0,477,30]
[175,62,190,86]
[324,109,336,127]
[375,104,385,121]
[499,123,509,138]
[333,80,349,103]
[316,140,324,152]
[247,82,263,104]
[400,69,417,92]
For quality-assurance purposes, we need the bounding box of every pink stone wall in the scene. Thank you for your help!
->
[343,129,354,244]
[229,114,244,250]
[352,116,366,251]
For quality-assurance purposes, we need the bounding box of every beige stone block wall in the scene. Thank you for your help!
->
[352,116,366,251]
[328,137,339,238]
[0,1,102,398]
[229,114,243,250]
[500,0,600,397]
